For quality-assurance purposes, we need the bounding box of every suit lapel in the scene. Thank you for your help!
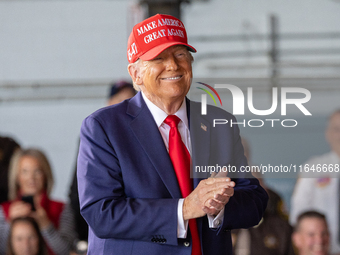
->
[127,93,181,198]
[187,100,212,187]
[128,95,210,239]
[187,100,211,239]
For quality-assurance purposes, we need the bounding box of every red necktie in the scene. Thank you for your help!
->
[164,115,202,255]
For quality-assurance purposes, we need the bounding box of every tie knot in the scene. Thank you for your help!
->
[164,115,181,128]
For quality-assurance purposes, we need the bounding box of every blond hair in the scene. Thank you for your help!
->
[8,148,54,200]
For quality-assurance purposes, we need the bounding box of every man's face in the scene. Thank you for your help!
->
[137,45,193,104]
[326,113,340,156]
[293,218,330,255]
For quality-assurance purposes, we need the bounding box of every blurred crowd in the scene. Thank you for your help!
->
[0,80,339,255]
[0,81,136,255]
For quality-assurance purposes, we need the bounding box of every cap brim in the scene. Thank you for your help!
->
[139,42,196,61]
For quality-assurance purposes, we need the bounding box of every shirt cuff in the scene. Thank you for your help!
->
[177,198,189,238]
[207,207,225,228]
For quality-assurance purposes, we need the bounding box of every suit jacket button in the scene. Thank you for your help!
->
[184,241,190,247]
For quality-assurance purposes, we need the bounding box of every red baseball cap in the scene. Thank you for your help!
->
[127,14,196,63]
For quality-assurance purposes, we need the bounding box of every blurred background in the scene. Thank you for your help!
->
[1,0,340,210]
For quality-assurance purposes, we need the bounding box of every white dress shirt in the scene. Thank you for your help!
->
[141,92,224,239]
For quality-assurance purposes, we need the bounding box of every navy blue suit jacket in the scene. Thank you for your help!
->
[77,92,268,255]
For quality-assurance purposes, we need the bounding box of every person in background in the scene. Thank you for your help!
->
[6,216,48,255]
[232,138,295,255]
[0,136,20,204]
[290,109,340,255]
[292,211,330,255]
[68,80,136,245]
[0,148,76,255]
[106,80,136,106]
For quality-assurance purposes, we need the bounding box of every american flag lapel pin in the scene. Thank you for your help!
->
[201,123,207,132]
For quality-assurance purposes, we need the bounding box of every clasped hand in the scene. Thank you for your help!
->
[183,177,235,220]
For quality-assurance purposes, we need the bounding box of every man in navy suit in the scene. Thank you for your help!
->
[77,14,268,255]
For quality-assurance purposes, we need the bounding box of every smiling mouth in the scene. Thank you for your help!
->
[312,244,326,253]
[161,75,183,80]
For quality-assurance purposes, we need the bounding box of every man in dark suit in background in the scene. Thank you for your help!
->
[77,14,268,255]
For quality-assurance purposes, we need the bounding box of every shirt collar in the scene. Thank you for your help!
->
[141,91,189,129]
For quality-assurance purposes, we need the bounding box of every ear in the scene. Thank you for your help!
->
[128,62,143,86]
[189,52,194,63]
[292,232,302,249]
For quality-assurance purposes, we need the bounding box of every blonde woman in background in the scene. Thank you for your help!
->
[0,148,76,255]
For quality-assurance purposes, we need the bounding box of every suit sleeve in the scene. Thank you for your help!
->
[77,116,179,245]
